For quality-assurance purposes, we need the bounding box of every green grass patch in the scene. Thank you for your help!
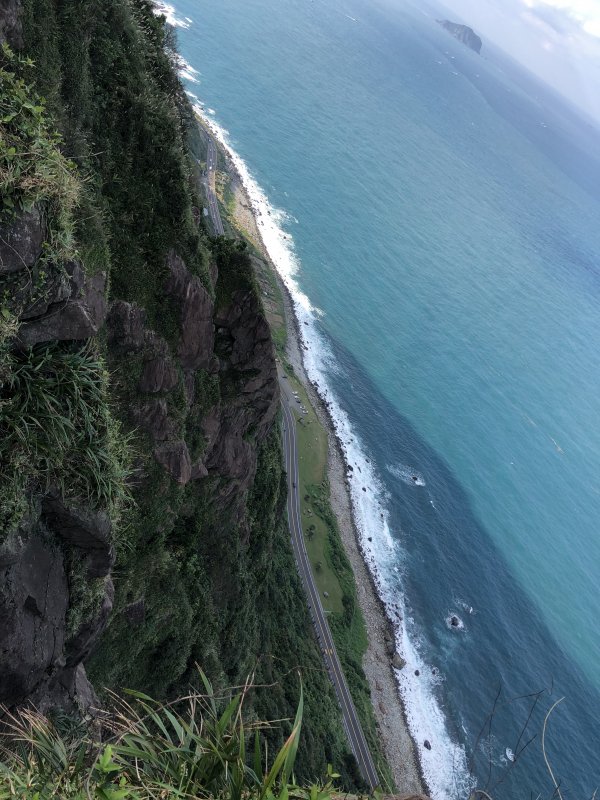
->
[65,560,108,639]
[0,675,348,800]
[281,370,394,790]
[0,44,79,253]
[281,368,344,612]
[293,406,344,614]
[0,343,132,534]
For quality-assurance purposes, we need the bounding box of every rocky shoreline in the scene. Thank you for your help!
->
[281,286,425,796]
[214,128,426,796]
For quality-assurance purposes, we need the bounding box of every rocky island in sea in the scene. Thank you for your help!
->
[437,20,483,54]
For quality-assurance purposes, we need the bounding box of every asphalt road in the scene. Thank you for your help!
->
[280,376,379,789]
[203,135,225,235]
[200,130,378,789]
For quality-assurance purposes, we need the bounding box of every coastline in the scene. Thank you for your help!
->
[279,280,425,796]
[199,117,425,796]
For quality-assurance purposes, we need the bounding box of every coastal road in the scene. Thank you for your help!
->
[200,130,378,789]
[202,135,225,235]
[280,376,379,790]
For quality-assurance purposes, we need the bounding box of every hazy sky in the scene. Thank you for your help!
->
[435,0,600,124]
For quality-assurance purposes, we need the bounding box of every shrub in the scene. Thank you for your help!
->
[0,342,131,533]
[0,674,341,800]
[0,43,79,263]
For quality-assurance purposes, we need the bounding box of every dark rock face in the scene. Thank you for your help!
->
[107,301,146,351]
[139,348,179,394]
[112,251,278,499]
[200,403,221,457]
[0,529,68,706]
[19,263,107,346]
[42,495,114,579]
[20,266,72,321]
[165,250,214,371]
[1,219,278,712]
[132,398,176,443]
[154,440,192,485]
[437,20,482,54]
[0,198,113,710]
[191,459,209,481]
[392,652,406,670]
[0,506,113,712]
[0,207,44,273]
[0,0,23,48]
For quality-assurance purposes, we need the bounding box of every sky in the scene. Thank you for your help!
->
[434,0,600,125]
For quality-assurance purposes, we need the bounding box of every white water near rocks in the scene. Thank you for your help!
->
[157,0,600,795]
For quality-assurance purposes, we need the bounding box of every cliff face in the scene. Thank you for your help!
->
[0,0,356,784]
[0,0,278,711]
[437,19,482,54]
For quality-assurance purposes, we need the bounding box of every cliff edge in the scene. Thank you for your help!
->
[0,0,361,787]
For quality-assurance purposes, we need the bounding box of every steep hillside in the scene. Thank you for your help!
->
[0,0,362,786]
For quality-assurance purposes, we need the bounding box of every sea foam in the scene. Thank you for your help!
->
[178,59,200,84]
[194,103,473,800]
[152,1,191,28]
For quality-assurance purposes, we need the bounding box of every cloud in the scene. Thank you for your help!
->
[525,4,569,33]
[583,17,600,36]
[522,0,600,38]
[438,0,600,123]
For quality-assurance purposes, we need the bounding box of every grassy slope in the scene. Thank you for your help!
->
[14,2,363,788]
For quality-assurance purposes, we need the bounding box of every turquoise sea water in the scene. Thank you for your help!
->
[164,0,600,795]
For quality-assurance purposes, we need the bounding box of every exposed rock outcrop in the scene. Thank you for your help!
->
[0,207,44,273]
[0,204,112,711]
[392,652,407,670]
[0,523,68,707]
[165,250,214,371]
[107,250,278,499]
[0,502,113,712]
[138,346,179,394]
[107,301,146,352]
[0,0,23,49]
[437,19,482,54]
[132,398,177,443]
[207,287,279,517]
[18,263,107,346]
[154,440,192,485]
[41,495,114,579]
[0,1,280,723]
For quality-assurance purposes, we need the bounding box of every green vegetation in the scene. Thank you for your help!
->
[0,1,382,790]
[0,674,344,800]
[282,373,390,788]
[0,343,131,534]
[21,0,211,331]
[214,151,392,787]
[88,427,360,788]
[66,562,108,639]
[0,43,78,265]
[213,237,257,309]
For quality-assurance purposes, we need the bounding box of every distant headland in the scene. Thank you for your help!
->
[437,20,482,54]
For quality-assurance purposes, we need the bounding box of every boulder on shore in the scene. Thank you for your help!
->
[392,652,406,670]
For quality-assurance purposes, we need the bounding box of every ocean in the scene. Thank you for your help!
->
[158,0,600,796]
